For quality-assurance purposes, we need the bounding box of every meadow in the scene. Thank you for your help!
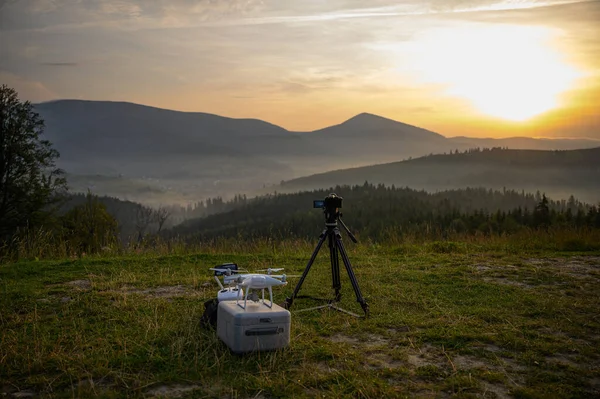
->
[1,232,599,398]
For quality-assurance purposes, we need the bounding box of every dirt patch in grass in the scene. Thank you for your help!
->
[560,258,600,280]
[63,279,205,299]
[364,351,404,370]
[388,325,410,334]
[537,326,569,338]
[329,333,390,349]
[545,353,580,368]
[452,355,491,370]
[11,391,35,398]
[316,361,338,374]
[146,383,266,399]
[481,381,511,399]
[66,279,92,290]
[326,335,518,375]
[474,264,492,272]
[110,285,200,298]
[0,386,36,398]
[406,344,449,369]
[328,333,358,345]
[434,345,525,396]
[525,256,600,280]
[76,377,116,396]
[480,344,502,353]
[481,277,534,288]
[364,333,392,348]
[327,333,412,370]
[406,342,526,381]
[478,256,600,289]
[146,384,202,398]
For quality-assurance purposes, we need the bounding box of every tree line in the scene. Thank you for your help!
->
[168,183,600,241]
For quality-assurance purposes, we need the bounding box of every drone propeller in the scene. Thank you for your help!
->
[209,267,247,275]
[257,268,285,274]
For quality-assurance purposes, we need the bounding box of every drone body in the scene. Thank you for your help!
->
[227,273,288,309]
[238,275,287,289]
[210,264,291,309]
[223,273,288,287]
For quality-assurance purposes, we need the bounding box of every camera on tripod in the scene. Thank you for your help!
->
[286,192,369,317]
[314,194,343,225]
[313,193,343,210]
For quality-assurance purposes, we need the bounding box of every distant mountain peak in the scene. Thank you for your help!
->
[342,112,402,127]
[323,112,444,140]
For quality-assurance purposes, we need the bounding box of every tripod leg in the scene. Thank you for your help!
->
[283,230,327,309]
[328,231,342,301]
[335,233,369,316]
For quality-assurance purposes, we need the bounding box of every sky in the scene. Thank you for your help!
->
[1,0,599,138]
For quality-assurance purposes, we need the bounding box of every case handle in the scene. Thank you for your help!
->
[245,327,283,336]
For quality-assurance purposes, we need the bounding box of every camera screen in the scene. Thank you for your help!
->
[313,200,325,208]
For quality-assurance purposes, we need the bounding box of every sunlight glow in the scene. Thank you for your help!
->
[403,25,581,121]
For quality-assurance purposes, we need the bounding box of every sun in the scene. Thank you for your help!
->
[404,24,581,121]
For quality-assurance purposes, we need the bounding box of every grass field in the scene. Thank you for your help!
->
[1,240,599,398]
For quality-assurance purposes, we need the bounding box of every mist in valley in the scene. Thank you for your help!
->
[35,101,600,212]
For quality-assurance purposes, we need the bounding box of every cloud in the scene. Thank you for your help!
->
[0,0,17,11]
[39,62,78,66]
[205,0,594,27]
[28,0,60,13]
[2,0,592,33]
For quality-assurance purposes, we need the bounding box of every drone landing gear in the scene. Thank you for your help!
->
[237,286,275,310]
[284,222,369,318]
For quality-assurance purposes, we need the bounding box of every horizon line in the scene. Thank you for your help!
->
[35,98,600,141]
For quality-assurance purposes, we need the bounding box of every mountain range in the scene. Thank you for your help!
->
[34,100,600,205]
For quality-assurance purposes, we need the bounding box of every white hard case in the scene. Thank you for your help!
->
[217,301,290,354]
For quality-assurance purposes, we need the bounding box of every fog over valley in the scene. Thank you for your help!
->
[35,100,600,207]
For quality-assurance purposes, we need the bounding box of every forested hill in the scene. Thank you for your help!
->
[407,146,600,167]
[60,193,160,240]
[166,184,599,241]
[280,147,600,203]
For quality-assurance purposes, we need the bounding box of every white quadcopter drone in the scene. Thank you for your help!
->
[210,263,293,309]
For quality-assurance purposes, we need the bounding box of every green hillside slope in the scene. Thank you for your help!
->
[281,147,600,203]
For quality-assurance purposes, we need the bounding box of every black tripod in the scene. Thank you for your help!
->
[283,196,369,317]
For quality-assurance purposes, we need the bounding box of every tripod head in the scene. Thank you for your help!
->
[313,193,357,243]
[313,193,342,224]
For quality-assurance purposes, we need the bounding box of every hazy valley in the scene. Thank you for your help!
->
[36,100,600,206]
